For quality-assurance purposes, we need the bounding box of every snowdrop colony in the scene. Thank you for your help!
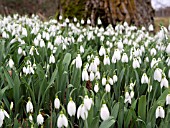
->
[0,14,170,128]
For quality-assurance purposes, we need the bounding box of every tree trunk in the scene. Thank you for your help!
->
[60,0,154,28]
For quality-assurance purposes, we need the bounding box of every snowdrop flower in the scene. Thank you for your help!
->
[90,61,97,72]
[148,85,152,92]
[99,46,106,56]
[166,94,170,105]
[37,113,44,126]
[108,77,113,85]
[57,112,68,128]
[54,96,60,109]
[18,47,23,54]
[8,58,14,68]
[100,104,110,121]
[40,39,45,47]
[90,71,95,81]
[112,49,121,62]
[82,69,89,81]
[75,54,82,68]
[67,98,76,116]
[103,55,110,65]
[97,18,102,25]
[124,92,132,104]
[168,69,170,78]
[29,114,33,122]
[130,91,134,98]
[102,77,107,85]
[80,45,84,53]
[49,54,55,64]
[154,68,162,82]
[84,95,93,111]
[113,75,118,83]
[156,106,165,119]
[132,58,140,69]
[94,82,99,93]
[77,104,88,120]
[149,24,154,31]
[150,58,157,68]
[160,77,169,88]
[105,84,111,92]
[166,43,170,54]
[95,70,101,80]
[26,98,33,113]
[87,19,91,24]
[141,73,149,84]
[117,41,123,50]
[150,48,156,56]
[121,53,128,63]
[94,56,100,65]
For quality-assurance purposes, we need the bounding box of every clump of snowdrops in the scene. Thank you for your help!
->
[0,14,170,127]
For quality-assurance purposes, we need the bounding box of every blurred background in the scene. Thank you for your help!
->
[0,0,170,30]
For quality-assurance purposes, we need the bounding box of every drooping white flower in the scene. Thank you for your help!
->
[94,83,99,93]
[90,71,95,81]
[99,46,106,56]
[166,43,170,54]
[90,61,97,72]
[26,99,33,113]
[0,109,5,122]
[37,113,44,126]
[150,48,157,56]
[124,92,131,104]
[129,82,135,90]
[8,58,14,68]
[130,91,134,98]
[94,56,100,65]
[160,77,169,88]
[54,97,60,109]
[108,77,113,85]
[82,69,89,81]
[150,58,157,68]
[84,95,93,111]
[57,113,68,128]
[102,77,107,86]
[149,24,154,31]
[103,55,110,65]
[18,47,23,54]
[141,73,149,84]
[105,84,111,92]
[113,75,118,83]
[132,58,140,69]
[112,49,121,63]
[95,71,101,80]
[166,94,170,105]
[156,106,165,119]
[67,98,76,116]
[75,54,82,68]
[100,104,110,121]
[121,53,128,63]
[80,45,84,53]
[49,54,55,64]
[29,114,33,122]
[77,104,88,120]
[154,68,162,82]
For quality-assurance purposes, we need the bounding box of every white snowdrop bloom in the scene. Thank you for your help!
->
[82,69,89,81]
[112,49,121,62]
[124,92,131,104]
[59,15,63,20]
[166,57,170,66]
[121,53,128,63]
[129,82,135,90]
[49,54,55,64]
[117,41,123,50]
[105,84,111,92]
[26,100,33,113]
[108,77,113,85]
[156,106,165,119]
[148,85,152,92]
[37,33,41,40]
[90,71,95,81]
[150,58,157,68]
[94,83,99,93]
[84,95,93,111]
[87,19,91,24]
[154,68,162,82]
[81,19,85,24]
[168,69,170,78]
[22,28,27,37]
[166,43,170,54]
[130,91,134,98]
[29,114,33,122]
[18,47,23,54]
[94,56,100,65]
[77,104,88,120]
[75,54,82,68]
[166,94,170,105]
[149,24,154,31]
[37,113,44,126]
[150,48,157,56]
[73,17,77,22]
[97,18,102,25]
[39,39,45,47]
[29,46,34,55]
[103,55,110,65]
[46,32,50,41]
[100,104,110,121]
[57,113,68,128]
[145,57,149,62]
[54,97,60,109]
[47,42,53,50]
[80,45,84,53]
[113,75,118,83]
[8,58,14,68]
[132,58,140,69]
[99,46,106,56]
[102,77,107,86]
[141,73,149,84]
[95,70,101,80]
[0,109,5,121]
[67,99,76,116]
[160,77,169,88]
[90,61,97,72]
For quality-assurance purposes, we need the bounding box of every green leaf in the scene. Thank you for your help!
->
[111,102,119,120]
[90,116,99,128]
[99,116,115,128]
[62,53,71,69]
[138,95,146,121]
